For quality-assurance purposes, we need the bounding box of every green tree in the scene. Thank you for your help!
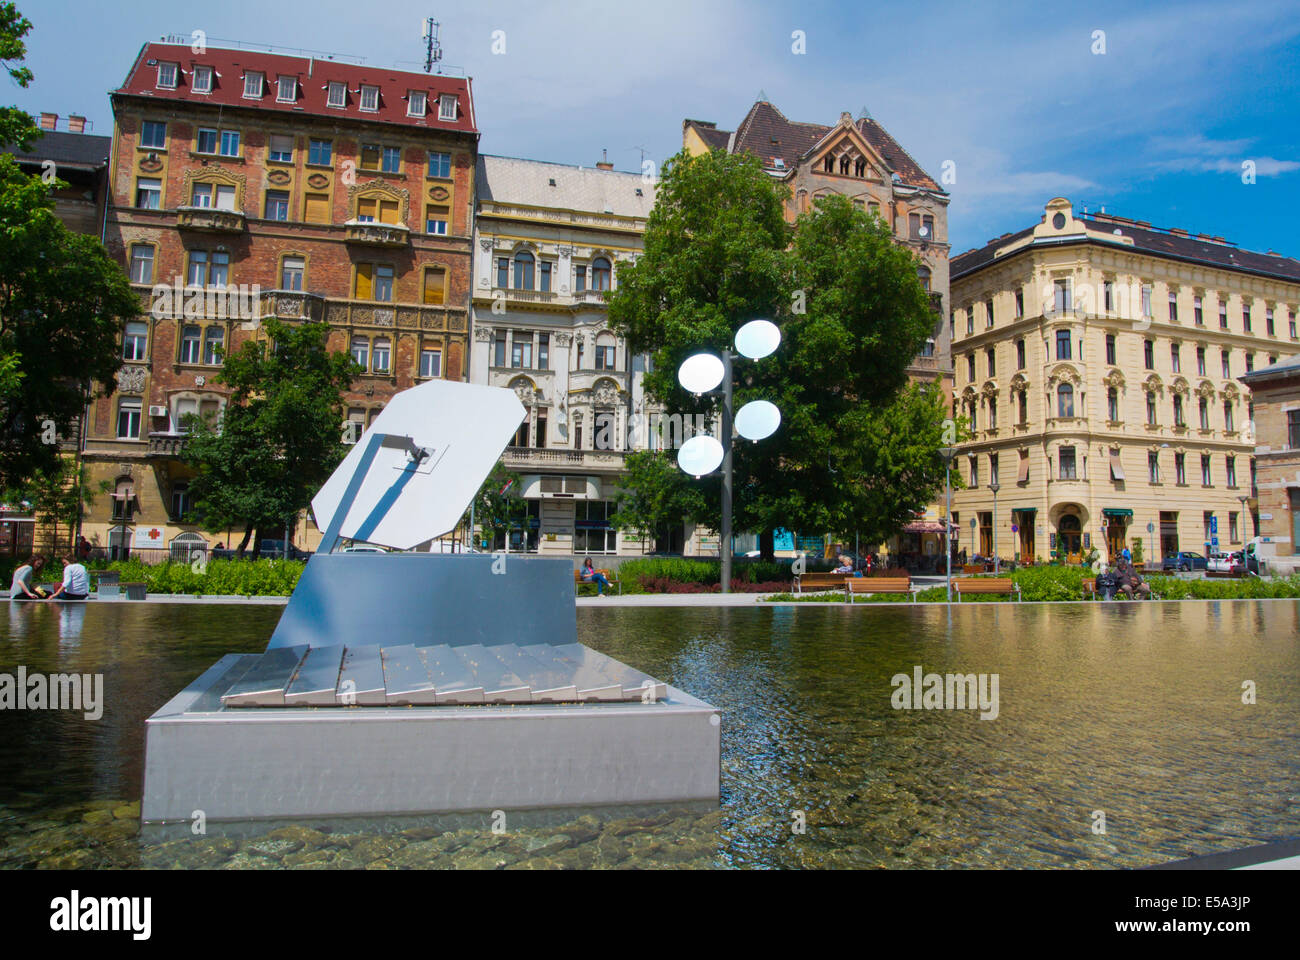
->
[1,458,105,553]
[610,449,706,551]
[0,3,36,150]
[464,460,521,550]
[608,151,950,559]
[182,319,360,554]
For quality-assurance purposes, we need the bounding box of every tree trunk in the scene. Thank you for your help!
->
[759,529,775,562]
[235,524,253,558]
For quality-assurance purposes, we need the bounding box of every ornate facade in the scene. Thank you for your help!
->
[85,42,477,555]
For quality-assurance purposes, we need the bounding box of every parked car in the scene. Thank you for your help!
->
[1206,552,1241,574]
[1161,551,1208,572]
[339,544,388,554]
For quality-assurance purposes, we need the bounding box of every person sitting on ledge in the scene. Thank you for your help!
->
[46,554,90,601]
[1114,559,1151,600]
[580,557,611,597]
[9,555,50,600]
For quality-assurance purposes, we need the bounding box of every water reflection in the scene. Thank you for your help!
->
[0,600,1297,869]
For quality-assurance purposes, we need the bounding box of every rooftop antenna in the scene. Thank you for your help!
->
[423,17,443,74]
[630,144,649,168]
[757,88,769,102]
[857,105,871,120]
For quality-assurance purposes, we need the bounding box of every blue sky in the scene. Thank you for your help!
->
[11,0,1300,256]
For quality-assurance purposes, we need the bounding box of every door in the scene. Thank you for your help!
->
[1017,516,1035,561]
[1058,514,1081,558]
[1292,491,1300,555]
[1160,512,1179,559]
[1105,518,1128,560]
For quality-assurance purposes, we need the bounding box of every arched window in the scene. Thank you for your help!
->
[513,250,534,290]
[591,257,611,291]
[1057,383,1074,418]
[823,155,834,173]
[203,326,224,365]
[180,324,201,364]
[839,156,851,175]
[595,332,617,370]
[854,158,866,177]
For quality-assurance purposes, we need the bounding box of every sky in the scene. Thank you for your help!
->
[10,0,1300,257]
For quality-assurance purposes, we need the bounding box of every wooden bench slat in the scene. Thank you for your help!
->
[953,578,1020,601]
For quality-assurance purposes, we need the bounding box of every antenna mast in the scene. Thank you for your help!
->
[423,18,443,74]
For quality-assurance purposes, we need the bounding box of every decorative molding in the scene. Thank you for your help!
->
[429,185,450,201]
[181,166,247,207]
[479,238,492,251]
[474,326,493,342]
[267,168,291,186]
[306,172,330,190]
[346,179,410,224]
[138,155,163,174]
[510,375,536,404]
[554,332,572,347]
[117,366,148,393]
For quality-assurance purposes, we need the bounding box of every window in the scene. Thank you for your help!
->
[1291,311,1297,339]
[117,398,142,439]
[140,121,166,149]
[327,82,347,107]
[1018,391,1028,424]
[193,65,212,93]
[1201,455,1212,486]
[1226,456,1237,487]
[1016,338,1026,369]
[265,190,289,221]
[1148,451,1160,484]
[303,192,330,223]
[596,338,617,370]
[986,348,995,377]
[172,485,192,520]
[187,250,229,287]
[969,457,978,486]
[427,151,451,178]
[988,397,998,429]
[422,267,446,305]
[497,258,509,289]
[219,130,240,156]
[1288,409,1300,449]
[425,204,449,235]
[308,138,332,166]
[356,197,399,224]
[513,251,535,290]
[1054,279,1071,313]
[917,266,931,291]
[1015,289,1024,318]
[157,62,177,88]
[354,263,393,301]
[281,256,304,291]
[1193,295,1203,325]
[1223,401,1234,432]
[276,75,296,102]
[1055,329,1071,360]
[1143,339,1154,369]
[1059,446,1077,480]
[373,338,391,373]
[1246,352,1255,373]
[990,452,999,486]
[439,94,457,120]
[268,134,293,163]
[351,338,369,368]
[1229,512,1239,542]
[172,398,198,434]
[540,261,552,293]
[966,309,973,335]
[196,128,218,154]
[967,355,976,382]
[360,143,380,171]
[575,265,586,292]
[180,325,201,364]
[1243,304,1252,333]
[921,338,935,358]
[985,299,995,328]
[407,90,427,117]
[360,85,379,111]
[374,265,394,302]
[1146,393,1156,425]
[1219,300,1228,329]
[1167,292,1178,322]
[592,258,612,291]
[382,146,401,174]
[1103,281,1115,312]
[1175,453,1186,485]
[418,346,441,379]
[1221,351,1231,379]
[1199,397,1209,430]
[511,333,532,368]
[493,331,506,367]
[1171,344,1181,372]
[123,321,148,361]
[243,72,264,98]
[135,177,162,209]
[1266,308,1275,336]
[1105,333,1116,365]
[190,182,236,210]
[1141,284,1153,318]
[203,327,224,365]
[538,334,549,370]
[1173,393,1184,426]
[1203,511,1215,544]
[1057,383,1074,418]
[1196,346,1206,376]
[129,244,154,283]
[1107,387,1119,421]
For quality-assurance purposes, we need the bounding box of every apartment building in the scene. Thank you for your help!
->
[85,41,477,556]
[469,154,663,556]
[1240,355,1300,574]
[950,197,1300,565]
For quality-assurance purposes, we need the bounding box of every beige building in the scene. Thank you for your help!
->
[950,197,1300,566]
[1240,355,1300,574]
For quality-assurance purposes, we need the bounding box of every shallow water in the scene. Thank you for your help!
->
[1,600,1297,869]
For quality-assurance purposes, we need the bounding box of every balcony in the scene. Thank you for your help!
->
[148,432,187,457]
[344,221,410,247]
[256,292,466,334]
[908,355,940,372]
[572,289,610,307]
[176,206,246,233]
[259,290,327,323]
[503,447,627,470]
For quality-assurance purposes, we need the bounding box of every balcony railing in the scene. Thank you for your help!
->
[148,432,187,457]
[344,221,410,247]
[176,206,246,233]
[503,447,627,468]
[259,292,466,333]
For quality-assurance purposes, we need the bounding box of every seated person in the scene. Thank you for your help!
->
[831,555,853,574]
[580,557,612,597]
[1114,560,1151,599]
[9,555,50,599]
[47,554,90,601]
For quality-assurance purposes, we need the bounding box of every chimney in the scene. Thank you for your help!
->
[68,114,86,133]
[1169,227,1188,237]
[39,111,57,130]
[595,149,613,172]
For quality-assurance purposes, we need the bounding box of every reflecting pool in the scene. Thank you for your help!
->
[1,600,1297,868]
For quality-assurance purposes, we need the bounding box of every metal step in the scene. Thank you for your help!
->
[519,643,625,701]
[420,645,485,704]
[221,645,310,707]
[383,645,438,705]
[337,645,386,705]
[454,644,531,703]
[284,645,346,706]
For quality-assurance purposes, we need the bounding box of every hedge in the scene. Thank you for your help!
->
[1,557,304,596]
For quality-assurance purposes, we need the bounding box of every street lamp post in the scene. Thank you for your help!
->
[1238,493,1252,571]
[940,447,957,602]
[989,481,1000,574]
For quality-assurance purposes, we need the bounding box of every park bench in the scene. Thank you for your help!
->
[846,576,912,603]
[574,568,621,594]
[953,578,1021,602]
[94,571,121,599]
[794,572,850,594]
[962,564,987,574]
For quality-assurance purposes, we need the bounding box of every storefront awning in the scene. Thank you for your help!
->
[1103,507,1133,517]
[1011,507,1037,515]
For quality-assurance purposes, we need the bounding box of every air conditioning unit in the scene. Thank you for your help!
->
[149,406,167,418]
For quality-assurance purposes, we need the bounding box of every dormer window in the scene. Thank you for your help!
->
[360,85,379,111]
[243,71,264,98]
[407,90,427,117]
[327,81,347,107]
[192,65,212,93]
[157,62,178,88]
[438,94,457,120]
[276,75,296,102]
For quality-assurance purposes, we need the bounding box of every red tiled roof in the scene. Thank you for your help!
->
[114,42,477,135]
[725,101,939,191]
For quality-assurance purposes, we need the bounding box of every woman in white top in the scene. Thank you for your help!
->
[9,555,49,599]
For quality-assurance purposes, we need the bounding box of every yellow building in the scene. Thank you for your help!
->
[950,198,1300,566]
